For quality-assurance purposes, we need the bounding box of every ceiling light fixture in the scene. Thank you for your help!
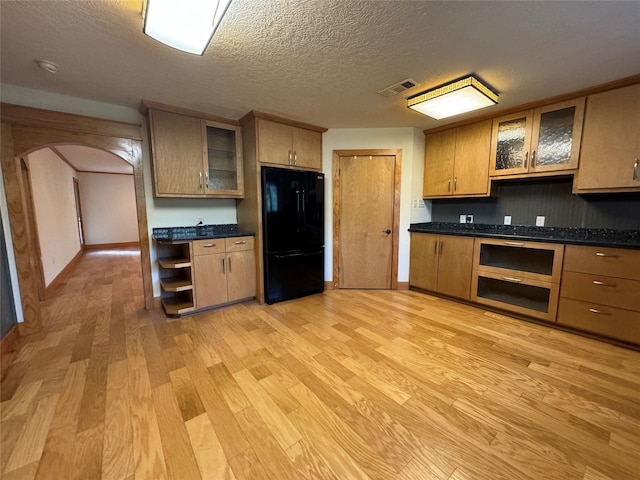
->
[142,0,232,55]
[407,75,498,120]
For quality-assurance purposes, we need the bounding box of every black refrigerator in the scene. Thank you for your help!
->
[262,166,324,304]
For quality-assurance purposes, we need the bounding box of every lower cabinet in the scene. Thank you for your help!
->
[193,236,256,310]
[471,238,564,321]
[409,233,474,300]
[557,245,640,344]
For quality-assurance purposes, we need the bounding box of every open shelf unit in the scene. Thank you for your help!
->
[471,238,564,321]
[156,240,195,316]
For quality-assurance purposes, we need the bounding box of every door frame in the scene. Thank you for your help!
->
[332,149,402,290]
[1,103,153,334]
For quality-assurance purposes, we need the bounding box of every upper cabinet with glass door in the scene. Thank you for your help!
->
[203,120,243,197]
[147,106,244,199]
[490,98,585,177]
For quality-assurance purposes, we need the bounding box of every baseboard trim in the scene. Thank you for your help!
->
[84,241,139,250]
[397,282,410,290]
[324,281,336,290]
[45,249,83,297]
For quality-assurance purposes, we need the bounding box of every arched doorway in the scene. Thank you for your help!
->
[1,103,153,334]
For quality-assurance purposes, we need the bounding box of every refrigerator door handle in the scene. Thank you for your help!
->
[295,189,301,233]
[300,188,306,232]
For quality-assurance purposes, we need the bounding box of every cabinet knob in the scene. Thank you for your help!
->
[634,158,638,181]
[503,241,525,247]
[531,150,536,168]
[234,240,247,244]
[592,280,615,287]
[203,243,216,247]
[501,276,523,283]
[382,229,391,235]
[589,308,611,316]
[524,151,529,169]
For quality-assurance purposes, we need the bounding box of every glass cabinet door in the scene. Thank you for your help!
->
[489,111,533,176]
[202,120,244,197]
[530,97,584,172]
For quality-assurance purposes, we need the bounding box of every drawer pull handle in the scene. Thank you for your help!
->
[504,241,525,247]
[502,276,523,283]
[203,243,216,247]
[595,252,619,258]
[592,280,615,287]
[234,240,247,245]
[589,308,611,316]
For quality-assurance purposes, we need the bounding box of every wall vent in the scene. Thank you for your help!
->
[377,78,418,97]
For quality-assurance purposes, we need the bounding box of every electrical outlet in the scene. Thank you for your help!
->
[466,215,474,223]
[412,199,417,208]
[504,215,512,225]
[536,216,545,226]
[459,214,466,223]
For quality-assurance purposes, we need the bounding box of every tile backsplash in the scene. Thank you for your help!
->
[431,178,640,230]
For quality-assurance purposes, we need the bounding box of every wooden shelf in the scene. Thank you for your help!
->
[158,257,191,269]
[162,296,195,316]
[160,276,193,292]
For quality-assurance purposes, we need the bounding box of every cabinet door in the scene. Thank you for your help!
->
[489,111,533,176]
[193,253,227,308]
[292,127,322,170]
[150,110,204,196]
[437,236,474,300]
[423,130,455,197]
[203,120,244,197]
[257,119,293,166]
[409,233,439,291]
[530,98,584,173]
[226,250,256,302]
[575,84,640,192]
[452,120,492,195]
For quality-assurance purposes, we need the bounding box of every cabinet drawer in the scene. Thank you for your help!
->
[563,245,640,280]
[560,271,640,311]
[225,236,254,252]
[557,298,640,344]
[192,239,226,256]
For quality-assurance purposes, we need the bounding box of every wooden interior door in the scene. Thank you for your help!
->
[338,155,395,289]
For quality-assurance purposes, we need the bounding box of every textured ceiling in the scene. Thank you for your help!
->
[1,0,639,132]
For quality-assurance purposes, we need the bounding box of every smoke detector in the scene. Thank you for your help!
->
[378,78,418,97]
[35,59,59,74]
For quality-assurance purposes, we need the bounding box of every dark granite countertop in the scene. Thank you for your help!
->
[409,222,640,249]
[153,224,255,242]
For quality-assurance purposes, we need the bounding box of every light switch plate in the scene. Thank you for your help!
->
[536,216,545,226]
[459,214,466,223]
[466,215,474,223]
[504,215,512,225]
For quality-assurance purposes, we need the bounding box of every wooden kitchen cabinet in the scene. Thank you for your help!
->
[573,83,640,193]
[423,120,492,198]
[192,236,255,310]
[471,238,564,321]
[558,245,640,344]
[148,108,243,198]
[409,233,474,300]
[490,98,585,177]
[257,118,323,170]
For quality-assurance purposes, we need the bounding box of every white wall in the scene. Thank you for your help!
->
[322,128,431,283]
[77,172,139,245]
[28,148,82,286]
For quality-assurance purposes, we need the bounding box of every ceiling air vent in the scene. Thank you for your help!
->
[377,78,418,97]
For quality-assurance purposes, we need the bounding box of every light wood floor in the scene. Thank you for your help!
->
[1,248,639,480]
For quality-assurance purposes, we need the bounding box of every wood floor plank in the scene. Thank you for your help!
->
[185,413,236,480]
[169,367,206,422]
[128,367,168,480]
[152,382,202,480]
[228,447,272,480]
[102,359,134,480]
[4,393,59,473]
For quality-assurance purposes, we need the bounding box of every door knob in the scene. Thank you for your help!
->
[382,229,391,234]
